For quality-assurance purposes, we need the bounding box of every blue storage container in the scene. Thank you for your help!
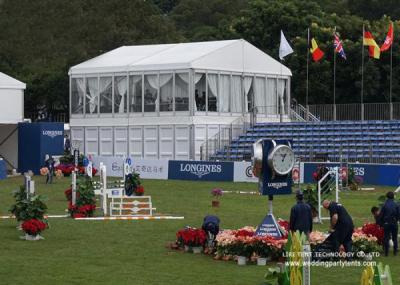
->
[18,122,64,174]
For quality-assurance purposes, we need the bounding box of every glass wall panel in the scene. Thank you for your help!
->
[278,78,287,114]
[144,74,157,112]
[219,74,230,112]
[99,77,112,113]
[267,78,277,115]
[86,77,98,114]
[253,77,265,113]
[231,75,242,113]
[194,73,206,111]
[244,76,253,112]
[129,75,142,113]
[175,73,189,111]
[207,74,218,112]
[71,78,84,114]
[114,76,127,113]
[160,74,173,111]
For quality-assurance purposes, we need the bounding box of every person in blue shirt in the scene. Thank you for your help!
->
[379,191,400,256]
[322,200,354,255]
[289,191,313,237]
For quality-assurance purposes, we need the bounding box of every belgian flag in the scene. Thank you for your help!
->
[363,30,380,59]
[310,38,324,62]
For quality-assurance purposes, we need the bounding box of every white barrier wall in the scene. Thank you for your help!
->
[73,125,191,160]
[92,156,168,179]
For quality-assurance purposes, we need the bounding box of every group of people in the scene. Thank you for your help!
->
[289,190,399,258]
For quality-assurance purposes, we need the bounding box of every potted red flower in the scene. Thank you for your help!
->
[211,188,223,207]
[21,219,47,240]
[176,227,207,253]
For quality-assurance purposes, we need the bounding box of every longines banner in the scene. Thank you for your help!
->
[168,160,234,181]
[92,156,168,179]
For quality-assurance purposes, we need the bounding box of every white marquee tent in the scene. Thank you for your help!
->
[0,72,26,171]
[69,39,292,160]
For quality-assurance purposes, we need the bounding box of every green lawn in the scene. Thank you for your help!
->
[0,176,398,285]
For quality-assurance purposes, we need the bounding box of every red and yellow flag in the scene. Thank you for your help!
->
[363,31,380,59]
[380,22,394,52]
[310,38,324,62]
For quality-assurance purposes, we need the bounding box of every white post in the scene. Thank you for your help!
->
[102,166,108,215]
[303,242,311,285]
[318,181,322,223]
[29,181,35,196]
[86,161,93,178]
[335,167,339,202]
[72,171,77,206]
[25,175,31,199]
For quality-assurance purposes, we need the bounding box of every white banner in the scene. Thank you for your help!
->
[92,156,168,179]
[233,161,258,183]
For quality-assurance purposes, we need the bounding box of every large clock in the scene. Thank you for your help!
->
[267,143,295,176]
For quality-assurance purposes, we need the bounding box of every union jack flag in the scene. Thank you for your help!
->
[334,33,346,60]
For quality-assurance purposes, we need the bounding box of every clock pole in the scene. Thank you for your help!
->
[268,195,273,215]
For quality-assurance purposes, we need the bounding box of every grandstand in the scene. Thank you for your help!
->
[209,120,400,163]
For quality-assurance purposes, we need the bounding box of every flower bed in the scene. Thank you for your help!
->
[173,219,382,264]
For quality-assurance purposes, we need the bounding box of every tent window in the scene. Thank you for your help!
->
[194,73,205,111]
[175,73,189,111]
[160,74,173,112]
[129,75,142,113]
[71,78,84,114]
[267,78,277,115]
[144,75,158,112]
[114,76,127,114]
[219,74,230,112]
[244,76,253,112]
[99,77,112,113]
[278,78,287,114]
[86,77,98,114]
[231,75,242,113]
[253,77,265,113]
[207,74,218,112]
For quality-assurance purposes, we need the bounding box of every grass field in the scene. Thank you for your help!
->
[0,176,398,285]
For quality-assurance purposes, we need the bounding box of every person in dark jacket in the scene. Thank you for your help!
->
[202,215,220,236]
[289,191,313,237]
[371,206,382,226]
[45,154,55,184]
[379,191,399,256]
[322,200,354,254]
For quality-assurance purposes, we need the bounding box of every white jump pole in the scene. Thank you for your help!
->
[71,171,77,206]
[102,165,107,215]
[74,216,185,221]
[25,175,31,199]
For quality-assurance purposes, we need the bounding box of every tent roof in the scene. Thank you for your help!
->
[0,72,26,89]
[69,39,291,76]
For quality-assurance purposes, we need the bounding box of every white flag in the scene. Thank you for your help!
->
[279,30,293,60]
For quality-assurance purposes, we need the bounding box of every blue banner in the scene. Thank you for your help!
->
[303,162,400,186]
[168,160,234,181]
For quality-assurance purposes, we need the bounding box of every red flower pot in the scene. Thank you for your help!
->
[212,200,220,208]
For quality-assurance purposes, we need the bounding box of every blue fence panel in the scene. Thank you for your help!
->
[168,160,234,181]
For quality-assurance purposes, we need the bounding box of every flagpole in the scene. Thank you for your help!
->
[306,28,310,120]
[390,23,393,120]
[333,27,337,121]
[361,24,365,121]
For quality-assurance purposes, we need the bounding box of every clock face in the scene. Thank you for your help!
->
[268,145,295,175]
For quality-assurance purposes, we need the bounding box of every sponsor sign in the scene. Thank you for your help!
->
[92,156,168,179]
[42,130,63,139]
[168,160,234,181]
[233,161,258,182]
[255,214,283,238]
[302,162,400,186]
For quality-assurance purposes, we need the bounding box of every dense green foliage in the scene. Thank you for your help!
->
[0,0,399,120]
